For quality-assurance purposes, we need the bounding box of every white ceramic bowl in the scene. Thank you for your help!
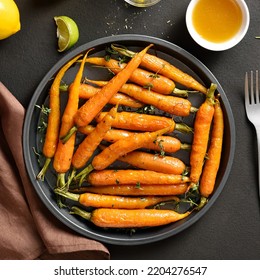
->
[186,0,250,51]
[124,0,161,7]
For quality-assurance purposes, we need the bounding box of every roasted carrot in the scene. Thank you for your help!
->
[74,44,153,128]
[199,98,224,198]
[86,78,193,98]
[72,183,188,196]
[74,125,174,184]
[70,206,190,228]
[145,135,191,153]
[53,52,89,188]
[85,56,177,95]
[87,170,190,185]
[71,105,118,171]
[92,125,173,170]
[112,44,207,94]
[78,125,191,153]
[87,81,196,117]
[189,83,217,185]
[36,54,82,180]
[95,111,192,133]
[63,83,144,108]
[54,189,179,209]
[117,150,186,174]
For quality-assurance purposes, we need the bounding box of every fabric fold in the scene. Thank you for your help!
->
[0,82,110,260]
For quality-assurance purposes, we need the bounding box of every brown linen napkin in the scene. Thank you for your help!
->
[0,82,110,260]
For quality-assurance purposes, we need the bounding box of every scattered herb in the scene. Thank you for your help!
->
[35,104,51,115]
[104,54,111,62]
[35,104,50,134]
[129,228,136,236]
[136,105,156,115]
[143,83,153,90]
[153,139,165,157]
[118,55,129,65]
[59,83,69,92]
[149,73,160,79]
[105,46,118,55]
[32,147,42,165]
[182,169,189,177]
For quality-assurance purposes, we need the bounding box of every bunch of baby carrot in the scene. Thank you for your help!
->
[36,43,224,230]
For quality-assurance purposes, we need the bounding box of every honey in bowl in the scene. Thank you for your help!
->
[192,0,243,43]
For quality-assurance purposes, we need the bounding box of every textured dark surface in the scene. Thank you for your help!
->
[1,0,260,259]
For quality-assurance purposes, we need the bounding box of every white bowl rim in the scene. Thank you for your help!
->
[186,0,250,51]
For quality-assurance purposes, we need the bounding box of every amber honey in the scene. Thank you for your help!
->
[192,0,243,43]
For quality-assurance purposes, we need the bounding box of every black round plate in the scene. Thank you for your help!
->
[23,34,235,245]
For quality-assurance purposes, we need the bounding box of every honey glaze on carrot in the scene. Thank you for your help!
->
[192,0,243,43]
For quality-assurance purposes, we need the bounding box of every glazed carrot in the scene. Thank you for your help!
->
[87,170,190,185]
[145,135,191,153]
[92,125,173,170]
[121,83,198,116]
[36,54,82,180]
[53,52,89,187]
[70,206,190,228]
[54,189,179,209]
[78,125,191,153]
[71,183,188,196]
[86,78,194,98]
[199,99,224,198]
[117,150,186,174]
[85,56,177,95]
[189,83,217,185]
[65,83,144,108]
[95,111,192,133]
[74,44,153,128]
[71,105,118,170]
[88,81,196,116]
[74,125,174,184]
[112,45,207,94]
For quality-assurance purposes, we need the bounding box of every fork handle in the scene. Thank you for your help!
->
[256,129,260,198]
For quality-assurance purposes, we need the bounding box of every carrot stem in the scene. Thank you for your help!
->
[36,157,51,181]
[61,126,78,144]
[70,206,91,221]
[74,163,94,186]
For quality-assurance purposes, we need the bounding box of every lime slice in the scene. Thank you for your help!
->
[54,16,79,52]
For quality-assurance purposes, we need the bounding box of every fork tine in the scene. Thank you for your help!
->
[256,70,259,104]
[245,72,249,105]
[250,70,255,104]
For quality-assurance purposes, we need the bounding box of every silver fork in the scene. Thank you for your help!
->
[245,70,260,197]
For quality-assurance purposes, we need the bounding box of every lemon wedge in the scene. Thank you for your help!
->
[54,16,79,52]
[0,0,21,40]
